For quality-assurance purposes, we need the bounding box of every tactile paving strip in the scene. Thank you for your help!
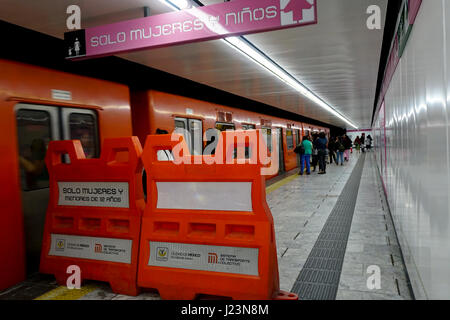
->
[291,154,366,300]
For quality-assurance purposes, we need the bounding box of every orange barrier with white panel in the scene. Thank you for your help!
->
[39,137,144,296]
[137,131,297,300]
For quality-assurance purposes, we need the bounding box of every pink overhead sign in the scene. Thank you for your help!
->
[65,0,317,59]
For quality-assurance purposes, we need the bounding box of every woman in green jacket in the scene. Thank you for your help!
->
[299,136,313,175]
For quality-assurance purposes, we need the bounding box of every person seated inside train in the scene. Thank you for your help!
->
[156,128,174,161]
[19,138,48,190]
[142,129,174,198]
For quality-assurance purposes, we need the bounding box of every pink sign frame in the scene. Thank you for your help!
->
[65,0,317,60]
[408,0,422,25]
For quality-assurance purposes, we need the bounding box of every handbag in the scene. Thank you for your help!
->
[294,144,305,155]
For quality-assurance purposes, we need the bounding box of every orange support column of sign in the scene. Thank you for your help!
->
[39,137,144,296]
[137,131,298,300]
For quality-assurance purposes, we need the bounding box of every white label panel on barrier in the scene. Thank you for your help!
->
[148,242,259,276]
[49,234,132,264]
[57,182,129,208]
[156,182,252,212]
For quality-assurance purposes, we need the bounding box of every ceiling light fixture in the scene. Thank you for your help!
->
[157,0,358,129]
[161,0,192,11]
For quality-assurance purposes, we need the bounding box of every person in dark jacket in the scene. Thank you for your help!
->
[311,134,319,172]
[360,133,366,153]
[343,135,352,161]
[336,137,345,166]
[315,132,328,174]
[328,137,337,165]
[366,134,373,151]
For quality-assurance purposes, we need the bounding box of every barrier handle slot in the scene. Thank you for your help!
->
[45,140,85,169]
[143,134,190,165]
[102,137,143,169]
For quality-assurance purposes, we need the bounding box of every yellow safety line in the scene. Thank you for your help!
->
[266,173,299,195]
[34,283,98,300]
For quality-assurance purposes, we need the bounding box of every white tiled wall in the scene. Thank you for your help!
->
[373,0,450,299]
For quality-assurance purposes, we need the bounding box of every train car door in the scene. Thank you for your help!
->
[295,129,301,167]
[15,104,59,273]
[241,124,256,158]
[275,128,285,174]
[174,117,203,156]
[261,126,272,156]
[15,104,99,274]
[189,119,203,156]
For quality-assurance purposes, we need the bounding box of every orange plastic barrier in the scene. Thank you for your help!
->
[138,131,298,300]
[39,137,144,296]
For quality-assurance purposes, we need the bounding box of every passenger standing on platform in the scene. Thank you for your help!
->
[328,137,337,165]
[343,135,352,161]
[354,136,361,154]
[311,134,319,172]
[366,134,373,152]
[316,132,328,175]
[298,136,312,176]
[360,133,366,153]
[336,137,345,166]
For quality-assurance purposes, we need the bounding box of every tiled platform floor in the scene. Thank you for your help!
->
[0,152,413,300]
[270,153,360,293]
[271,152,411,300]
[336,154,412,300]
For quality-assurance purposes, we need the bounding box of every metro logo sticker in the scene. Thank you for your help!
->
[94,243,102,253]
[208,253,218,264]
[148,242,259,276]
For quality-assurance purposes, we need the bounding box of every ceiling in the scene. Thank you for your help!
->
[0,0,387,128]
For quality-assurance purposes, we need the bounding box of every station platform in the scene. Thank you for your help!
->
[0,153,412,300]
[271,153,412,300]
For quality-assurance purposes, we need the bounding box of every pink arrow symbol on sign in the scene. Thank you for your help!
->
[283,0,314,22]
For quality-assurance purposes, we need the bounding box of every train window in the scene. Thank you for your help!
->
[215,122,235,131]
[233,146,253,160]
[61,108,99,159]
[189,119,203,156]
[286,129,294,150]
[174,118,189,150]
[262,127,272,152]
[16,109,52,191]
[294,129,300,145]
[68,113,99,158]
[175,119,186,130]
[229,125,254,158]
[174,117,203,156]
[242,124,256,130]
[204,128,220,155]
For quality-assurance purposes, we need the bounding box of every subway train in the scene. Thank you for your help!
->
[0,58,330,292]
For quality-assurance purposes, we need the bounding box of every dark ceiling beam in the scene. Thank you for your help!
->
[372,0,404,125]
